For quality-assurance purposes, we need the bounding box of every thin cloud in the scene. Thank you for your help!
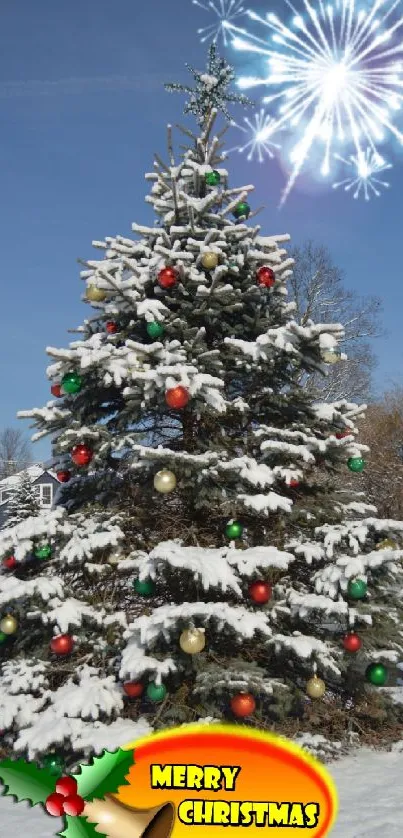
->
[0,74,164,98]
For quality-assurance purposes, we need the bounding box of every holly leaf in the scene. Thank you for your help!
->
[0,758,56,806]
[73,748,134,803]
[57,814,106,838]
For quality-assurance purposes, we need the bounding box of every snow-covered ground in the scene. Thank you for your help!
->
[0,746,401,836]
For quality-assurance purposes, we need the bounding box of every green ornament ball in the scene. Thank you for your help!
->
[133,578,156,597]
[41,752,65,775]
[34,544,52,560]
[61,371,82,395]
[233,201,250,220]
[205,170,221,186]
[0,631,7,644]
[146,682,167,702]
[225,520,243,540]
[347,457,366,473]
[347,578,368,600]
[365,662,388,686]
[147,321,165,339]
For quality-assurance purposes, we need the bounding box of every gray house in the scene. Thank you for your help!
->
[0,465,60,529]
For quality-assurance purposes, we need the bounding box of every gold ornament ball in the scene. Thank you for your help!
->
[107,550,124,565]
[376,538,398,550]
[0,614,18,635]
[201,252,219,270]
[306,675,326,699]
[86,285,107,302]
[154,469,177,494]
[179,628,206,654]
[321,348,341,364]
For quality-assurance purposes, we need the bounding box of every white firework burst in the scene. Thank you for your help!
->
[193,0,245,46]
[228,108,282,161]
[333,147,392,198]
[227,0,403,204]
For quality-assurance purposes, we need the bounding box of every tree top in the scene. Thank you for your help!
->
[164,43,252,128]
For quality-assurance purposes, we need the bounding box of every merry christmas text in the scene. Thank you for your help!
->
[150,764,320,827]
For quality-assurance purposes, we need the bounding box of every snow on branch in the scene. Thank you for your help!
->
[238,491,293,515]
[0,509,67,562]
[28,597,106,633]
[126,601,272,647]
[272,633,341,675]
[135,540,295,594]
[0,575,65,608]
[120,639,177,682]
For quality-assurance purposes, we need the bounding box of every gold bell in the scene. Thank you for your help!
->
[84,795,174,838]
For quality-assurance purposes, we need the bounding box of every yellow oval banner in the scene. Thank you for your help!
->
[87,724,338,837]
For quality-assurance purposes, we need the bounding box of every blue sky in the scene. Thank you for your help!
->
[1,0,402,464]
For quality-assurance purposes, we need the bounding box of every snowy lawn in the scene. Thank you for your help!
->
[0,746,401,836]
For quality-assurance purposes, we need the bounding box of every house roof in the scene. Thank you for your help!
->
[0,464,58,489]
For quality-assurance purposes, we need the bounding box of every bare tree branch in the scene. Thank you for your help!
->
[357,387,403,519]
[289,241,383,401]
[0,427,32,478]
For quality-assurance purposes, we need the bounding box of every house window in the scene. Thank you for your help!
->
[34,485,53,508]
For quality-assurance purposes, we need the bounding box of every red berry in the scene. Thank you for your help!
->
[106,321,118,334]
[123,681,144,698]
[2,556,17,570]
[55,776,78,797]
[51,384,62,398]
[45,792,65,817]
[62,794,85,817]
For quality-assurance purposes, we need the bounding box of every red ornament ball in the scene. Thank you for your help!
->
[71,444,93,467]
[50,634,74,656]
[256,266,275,288]
[165,386,190,409]
[57,470,71,483]
[51,384,62,398]
[106,321,118,334]
[123,681,144,698]
[45,793,65,817]
[289,479,300,488]
[55,776,78,797]
[230,693,256,718]
[62,795,85,817]
[2,556,17,570]
[248,581,272,604]
[336,430,351,439]
[158,266,178,289]
[343,632,362,652]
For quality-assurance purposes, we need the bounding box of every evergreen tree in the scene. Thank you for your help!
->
[0,46,402,770]
[4,471,40,530]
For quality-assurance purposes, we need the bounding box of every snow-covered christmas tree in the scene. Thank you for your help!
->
[3,471,40,530]
[1,46,403,771]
